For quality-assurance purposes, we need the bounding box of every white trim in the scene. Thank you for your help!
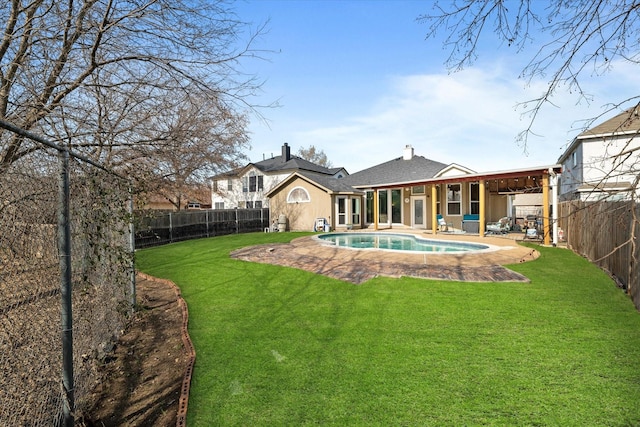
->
[287,186,311,203]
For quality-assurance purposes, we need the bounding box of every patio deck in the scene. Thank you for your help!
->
[230,230,539,284]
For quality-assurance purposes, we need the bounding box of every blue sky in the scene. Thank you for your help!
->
[234,1,638,173]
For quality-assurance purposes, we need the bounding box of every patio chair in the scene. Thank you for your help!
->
[437,214,450,232]
[485,217,511,235]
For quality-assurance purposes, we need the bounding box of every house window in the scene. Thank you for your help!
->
[246,201,254,209]
[447,183,461,215]
[213,180,218,192]
[248,174,263,192]
[227,179,233,191]
[378,190,388,223]
[338,197,347,225]
[469,182,480,215]
[411,185,425,195]
[242,177,248,193]
[436,185,441,215]
[572,151,577,167]
[351,198,360,225]
[365,191,375,224]
[287,187,310,203]
[254,201,262,209]
[214,202,224,209]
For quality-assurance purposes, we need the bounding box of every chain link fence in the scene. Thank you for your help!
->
[0,133,133,424]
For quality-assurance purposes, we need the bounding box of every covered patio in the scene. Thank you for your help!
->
[367,165,562,246]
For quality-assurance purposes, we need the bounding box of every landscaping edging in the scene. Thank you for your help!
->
[137,272,196,427]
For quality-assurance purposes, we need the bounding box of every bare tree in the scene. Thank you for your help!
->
[297,145,333,168]
[418,0,640,145]
[0,0,266,175]
[419,1,640,305]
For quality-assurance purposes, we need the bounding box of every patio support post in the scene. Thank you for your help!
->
[374,189,379,230]
[431,185,438,234]
[542,173,550,245]
[479,181,486,236]
[551,170,559,246]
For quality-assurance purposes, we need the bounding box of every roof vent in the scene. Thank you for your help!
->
[403,145,414,160]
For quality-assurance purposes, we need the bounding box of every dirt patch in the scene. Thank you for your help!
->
[85,275,191,427]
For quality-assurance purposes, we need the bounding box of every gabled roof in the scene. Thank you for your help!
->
[342,155,449,188]
[212,152,344,180]
[577,106,640,139]
[559,105,640,164]
[265,171,363,197]
[254,154,338,175]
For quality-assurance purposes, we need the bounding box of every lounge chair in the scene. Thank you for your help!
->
[485,217,511,235]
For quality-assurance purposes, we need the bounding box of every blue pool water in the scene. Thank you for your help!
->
[316,232,490,253]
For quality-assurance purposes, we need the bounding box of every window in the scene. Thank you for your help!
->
[436,185,441,215]
[338,197,347,225]
[246,201,254,209]
[351,198,360,225]
[365,191,374,224]
[287,187,310,203]
[227,179,233,191]
[469,183,480,215]
[242,177,248,193]
[254,201,262,209]
[572,151,577,167]
[214,202,224,209]
[391,189,402,223]
[248,174,263,192]
[213,180,218,192]
[447,183,461,215]
[411,185,425,195]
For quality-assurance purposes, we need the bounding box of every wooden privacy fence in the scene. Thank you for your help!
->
[558,200,639,310]
[135,208,270,249]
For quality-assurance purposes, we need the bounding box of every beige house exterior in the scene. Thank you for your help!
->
[267,145,562,245]
[267,171,363,232]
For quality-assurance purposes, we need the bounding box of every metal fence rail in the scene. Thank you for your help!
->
[0,123,133,425]
[135,208,270,249]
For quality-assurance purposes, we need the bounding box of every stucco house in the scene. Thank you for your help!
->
[267,145,562,244]
[558,106,640,201]
[210,143,348,209]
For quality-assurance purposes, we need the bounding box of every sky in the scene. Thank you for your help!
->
[233,0,638,174]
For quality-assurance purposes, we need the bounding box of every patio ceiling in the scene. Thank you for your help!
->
[359,165,562,194]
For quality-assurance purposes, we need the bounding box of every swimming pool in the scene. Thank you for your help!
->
[316,232,491,253]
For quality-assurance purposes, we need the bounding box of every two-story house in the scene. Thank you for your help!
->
[558,106,640,201]
[211,143,348,209]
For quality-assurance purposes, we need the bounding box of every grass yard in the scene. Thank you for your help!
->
[136,232,640,426]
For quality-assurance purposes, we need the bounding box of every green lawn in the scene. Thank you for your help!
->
[136,232,640,426]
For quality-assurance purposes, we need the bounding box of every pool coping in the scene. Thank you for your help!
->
[230,231,539,284]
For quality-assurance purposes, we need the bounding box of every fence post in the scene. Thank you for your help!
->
[58,150,74,427]
[128,187,136,309]
[235,208,239,234]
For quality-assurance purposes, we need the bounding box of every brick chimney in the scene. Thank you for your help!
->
[282,143,291,162]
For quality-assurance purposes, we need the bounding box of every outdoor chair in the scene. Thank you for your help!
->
[485,217,511,235]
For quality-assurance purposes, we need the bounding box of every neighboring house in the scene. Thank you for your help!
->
[267,144,562,245]
[210,143,348,209]
[558,106,640,201]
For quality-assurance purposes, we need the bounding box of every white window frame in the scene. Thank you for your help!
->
[287,186,310,203]
[446,183,462,216]
[469,182,480,215]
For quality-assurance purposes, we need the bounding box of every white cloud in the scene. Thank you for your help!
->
[248,62,636,174]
